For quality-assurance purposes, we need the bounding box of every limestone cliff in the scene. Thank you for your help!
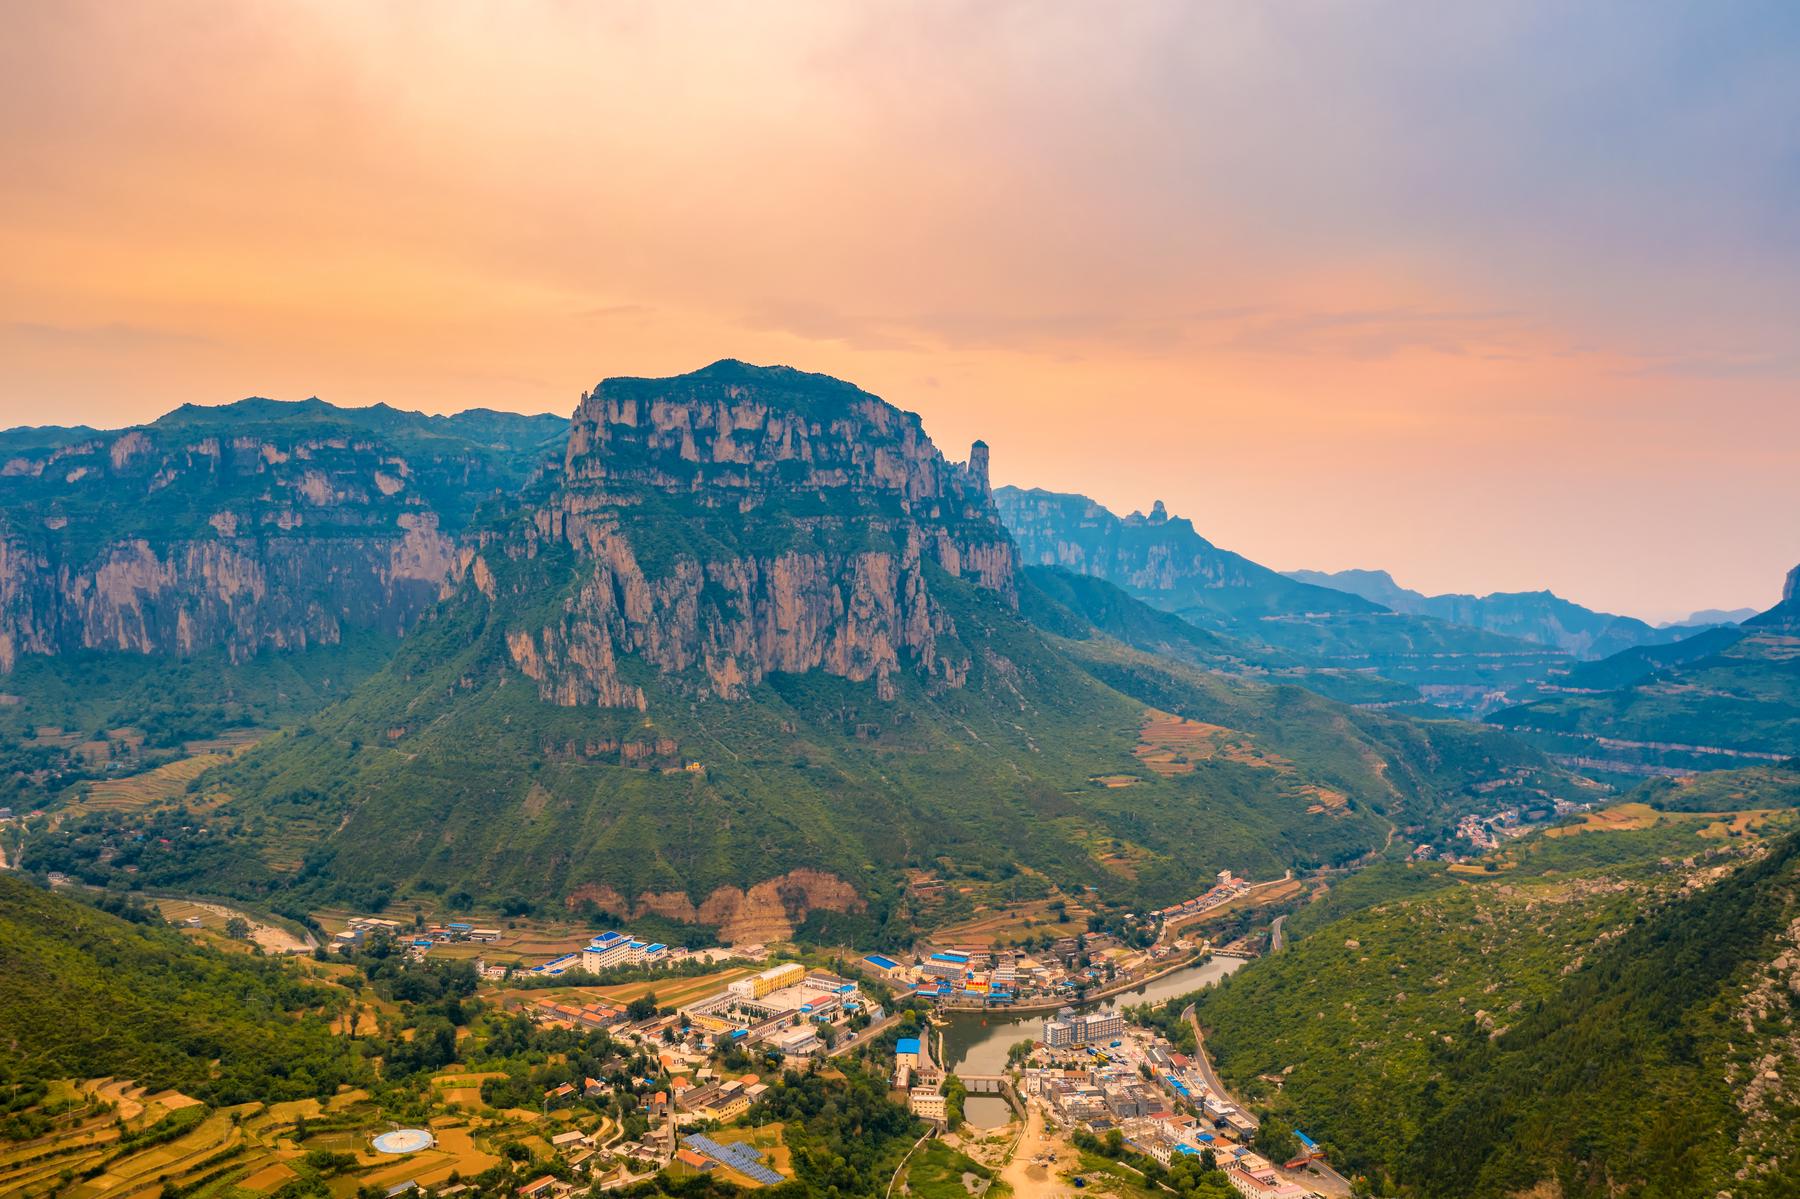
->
[0,398,562,670]
[498,360,1013,704]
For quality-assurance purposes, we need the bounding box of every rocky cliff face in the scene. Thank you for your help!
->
[498,360,1013,704]
[0,399,562,671]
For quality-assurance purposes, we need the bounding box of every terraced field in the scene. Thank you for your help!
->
[1134,710,1285,776]
[0,1077,515,1198]
[77,754,228,812]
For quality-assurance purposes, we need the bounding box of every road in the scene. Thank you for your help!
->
[1184,1005,1356,1198]
[1179,1003,1241,1113]
[1269,914,1288,954]
[828,1010,903,1059]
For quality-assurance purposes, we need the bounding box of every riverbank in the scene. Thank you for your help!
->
[936,951,1218,1018]
[938,955,1247,1081]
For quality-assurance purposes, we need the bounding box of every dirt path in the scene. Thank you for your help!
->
[184,901,314,954]
[999,1104,1079,1199]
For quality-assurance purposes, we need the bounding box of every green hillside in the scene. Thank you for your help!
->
[33,547,1566,938]
[1491,587,1800,776]
[0,874,361,1103]
[1188,798,1800,1198]
[10,364,1592,945]
[1022,565,1418,706]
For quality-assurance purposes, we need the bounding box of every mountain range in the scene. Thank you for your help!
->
[995,487,1569,713]
[1489,565,1800,778]
[6,362,1588,942]
[1282,566,1714,659]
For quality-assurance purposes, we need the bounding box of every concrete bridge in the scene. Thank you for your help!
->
[961,1075,1009,1094]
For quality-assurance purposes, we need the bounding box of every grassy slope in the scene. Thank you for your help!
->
[24,540,1585,936]
[1492,624,1800,769]
[1022,565,1418,706]
[0,874,361,1103]
[1192,801,1800,1198]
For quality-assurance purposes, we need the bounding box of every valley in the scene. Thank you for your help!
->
[1,367,1794,1199]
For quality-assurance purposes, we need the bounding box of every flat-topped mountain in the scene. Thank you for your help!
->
[996,486,1370,621]
[514,360,1010,705]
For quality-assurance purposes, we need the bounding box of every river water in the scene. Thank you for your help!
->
[937,955,1246,1127]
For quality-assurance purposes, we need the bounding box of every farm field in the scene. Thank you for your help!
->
[0,1076,520,1199]
[152,898,314,954]
[931,896,1095,948]
[494,965,758,1011]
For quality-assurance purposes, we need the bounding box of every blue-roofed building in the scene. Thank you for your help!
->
[863,953,900,972]
[929,951,969,964]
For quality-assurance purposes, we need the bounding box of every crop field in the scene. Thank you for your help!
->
[932,896,1094,947]
[1543,801,1666,836]
[75,753,229,812]
[1134,710,1285,777]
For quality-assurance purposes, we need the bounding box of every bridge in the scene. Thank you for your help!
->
[960,1075,1009,1094]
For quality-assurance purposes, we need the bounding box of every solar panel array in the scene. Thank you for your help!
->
[683,1134,785,1185]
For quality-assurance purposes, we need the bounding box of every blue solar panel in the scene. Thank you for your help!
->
[683,1135,786,1184]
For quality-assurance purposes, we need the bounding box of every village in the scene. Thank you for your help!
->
[0,865,1326,1199]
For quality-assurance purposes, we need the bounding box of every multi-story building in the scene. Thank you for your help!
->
[909,1086,947,1121]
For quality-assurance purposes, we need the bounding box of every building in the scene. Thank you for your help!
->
[728,961,807,1000]
[895,1037,921,1068]
[1043,1006,1124,1048]
[909,1086,947,1121]
[1080,1008,1125,1043]
[775,1026,820,1058]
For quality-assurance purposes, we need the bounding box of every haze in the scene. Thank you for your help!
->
[3,1,1796,622]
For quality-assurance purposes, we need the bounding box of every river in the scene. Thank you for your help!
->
[937,955,1246,1127]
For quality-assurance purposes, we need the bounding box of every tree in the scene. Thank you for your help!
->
[223,916,251,940]
[627,992,659,1022]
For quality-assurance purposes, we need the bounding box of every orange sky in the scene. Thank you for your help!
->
[2,2,1796,621]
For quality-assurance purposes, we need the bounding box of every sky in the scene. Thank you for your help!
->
[2,2,1797,622]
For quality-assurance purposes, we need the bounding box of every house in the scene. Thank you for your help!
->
[676,1148,716,1172]
[517,1178,561,1199]
[551,1129,590,1150]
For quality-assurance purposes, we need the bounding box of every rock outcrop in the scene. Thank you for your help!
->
[569,868,865,944]
[500,360,1013,704]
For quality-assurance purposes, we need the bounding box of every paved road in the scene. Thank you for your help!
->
[1179,1003,1242,1115]
[1185,1005,1357,1198]
[1269,914,1288,954]
[829,1011,903,1060]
